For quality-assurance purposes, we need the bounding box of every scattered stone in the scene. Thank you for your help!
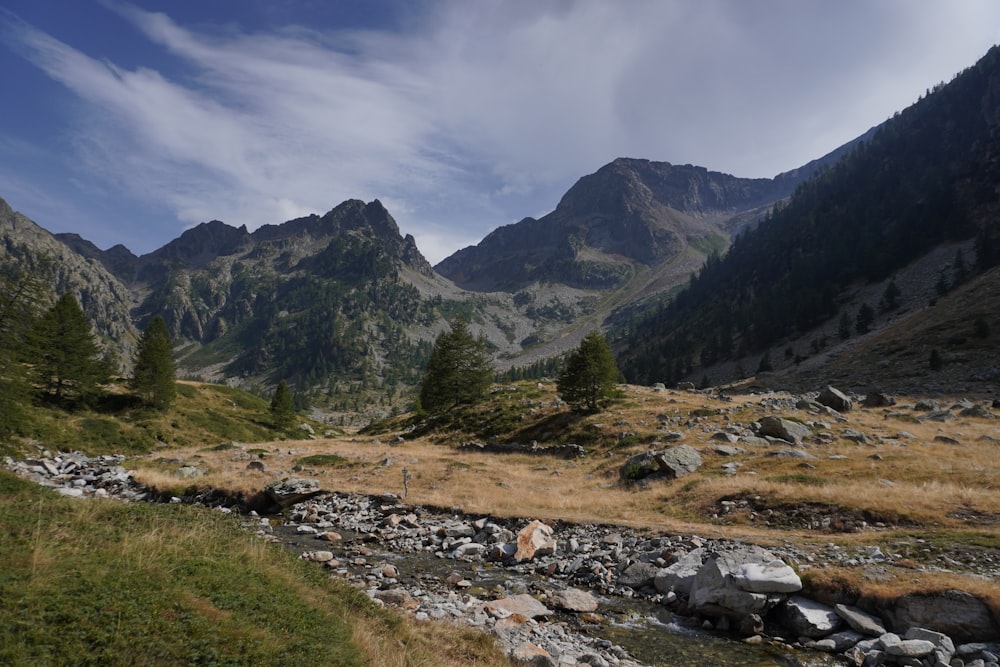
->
[835,603,887,637]
[818,386,853,412]
[485,594,551,619]
[514,520,557,562]
[780,596,843,638]
[757,416,812,444]
[549,588,599,613]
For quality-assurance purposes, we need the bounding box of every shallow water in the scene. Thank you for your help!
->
[271,523,844,667]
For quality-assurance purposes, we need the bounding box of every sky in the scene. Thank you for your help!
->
[1,1,999,264]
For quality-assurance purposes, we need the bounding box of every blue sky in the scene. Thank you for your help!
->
[1,1,999,264]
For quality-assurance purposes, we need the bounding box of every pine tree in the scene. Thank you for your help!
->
[131,316,176,410]
[418,318,494,414]
[270,380,295,428]
[31,293,109,405]
[855,303,875,335]
[557,331,620,412]
[0,263,50,434]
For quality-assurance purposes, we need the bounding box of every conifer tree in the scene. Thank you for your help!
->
[557,331,620,412]
[31,293,109,404]
[131,315,176,409]
[0,264,49,433]
[418,318,493,414]
[270,380,295,428]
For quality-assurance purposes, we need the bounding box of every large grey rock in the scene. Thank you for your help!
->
[653,445,703,478]
[731,560,802,593]
[620,450,662,482]
[835,603,887,636]
[818,386,853,412]
[904,627,955,659]
[757,416,812,444]
[654,548,706,596]
[780,596,843,638]
[886,590,1000,643]
[618,561,661,589]
[689,547,780,617]
[549,588,598,613]
[885,639,936,658]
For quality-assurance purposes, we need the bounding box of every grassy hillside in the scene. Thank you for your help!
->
[0,381,312,460]
[0,470,506,666]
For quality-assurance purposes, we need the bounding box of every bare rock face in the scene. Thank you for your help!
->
[883,590,1000,643]
[514,520,556,562]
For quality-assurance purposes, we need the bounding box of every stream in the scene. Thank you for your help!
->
[269,518,845,667]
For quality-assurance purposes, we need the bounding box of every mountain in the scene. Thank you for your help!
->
[615,45,1000,392]
[4,46,999,413]
[0,198,138,363]
[437,159,782,292]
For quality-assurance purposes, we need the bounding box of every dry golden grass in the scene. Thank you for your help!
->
[131,382,999,609]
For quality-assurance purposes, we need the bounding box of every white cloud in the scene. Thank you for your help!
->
[3,1,1000,262]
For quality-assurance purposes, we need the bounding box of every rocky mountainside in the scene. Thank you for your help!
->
[0,198,138,364]
[437,159,784,292]
[616,45,1000,394]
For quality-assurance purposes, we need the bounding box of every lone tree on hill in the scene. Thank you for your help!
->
[418,317,493,414]
[270,380,295,428]
[31,293,109,405]
[557,331,620,413]
[131,315,176,410]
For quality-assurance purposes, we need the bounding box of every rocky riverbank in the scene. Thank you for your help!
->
[5,451,998,666]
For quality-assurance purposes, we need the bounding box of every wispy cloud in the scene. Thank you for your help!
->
[3,1,1000,262]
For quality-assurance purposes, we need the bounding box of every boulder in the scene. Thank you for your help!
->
[514,520,556,563]
[620,451,662,482]
[835,603,887,637]
[510,642,555,667]
[731,560,802,593]
[549,587,599,613]
[757,416,812,444]
[885,590,1000,643]
[689,547,781,618]
[780,596,843,639]
[863,391,896,408]
[818,386,853,412]
[654,548,706,596]
[485,594,551,619]
[618,561,661,590]
[653,445,703,478]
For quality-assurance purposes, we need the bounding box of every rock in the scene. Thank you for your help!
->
[864,392,896,408]
[886,590,1000,643]
[818,386,853,412]
[653,445,703,478]
[757,416,812,444]
[689,547,779,618]
[886,639,936,658]
[372,588,418,609]
[654,548,706,596]
[514,520,556,562]
[174,466,202,479]
[731,560,802,593]
[780,596,843,638]
[711,431,739,443]
[549,588,599,613]
[905,627,955,657]
[766,449,819,460]
[485,594,551,619]
[618,561,661,589]
[712,445,746,456]
[836,603,887,636]
[620,451,662,482]
[510,641,556,667]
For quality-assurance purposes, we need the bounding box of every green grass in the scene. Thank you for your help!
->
[0,470,372,666]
